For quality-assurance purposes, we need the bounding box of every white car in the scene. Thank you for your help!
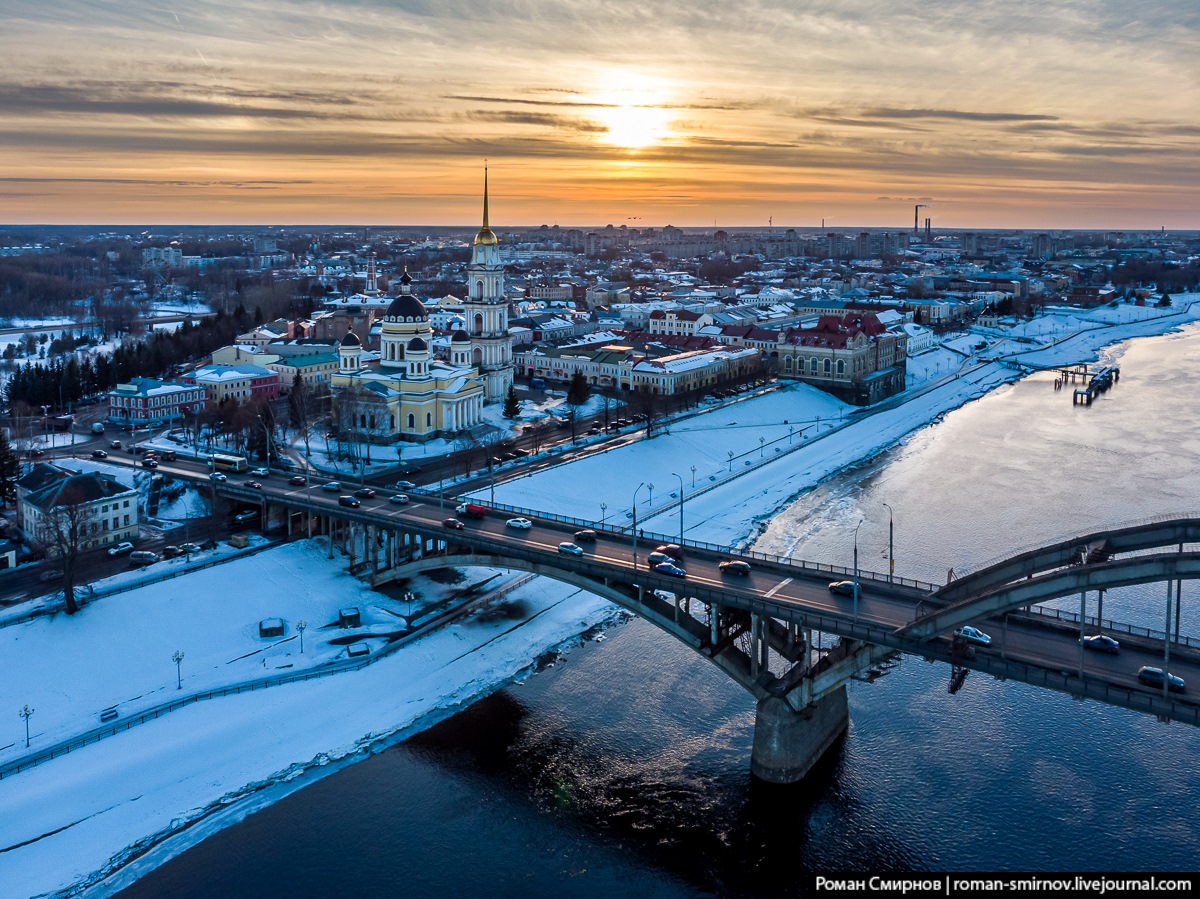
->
[557,542,583,555]
[209,472,227,482]
[955,625,991,646]
[505,517,533,529]
[389,494,409,505]
[107,541,135,556]
[249,467,269,477]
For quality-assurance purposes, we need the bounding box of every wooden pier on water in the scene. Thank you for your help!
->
[1052,364,1121,405]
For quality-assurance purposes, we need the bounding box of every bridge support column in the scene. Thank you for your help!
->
[750,686,848,785]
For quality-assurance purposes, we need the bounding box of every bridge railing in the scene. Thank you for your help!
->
[1027,604,1200,651]
[475,501,941,592]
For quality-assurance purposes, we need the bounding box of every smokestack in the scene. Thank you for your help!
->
[914,205,920,233]
[925,218,931,242]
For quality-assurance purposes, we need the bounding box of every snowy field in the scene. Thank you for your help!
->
[478,294,1200,549]
[474,381,849,525]
[0,542,619,899]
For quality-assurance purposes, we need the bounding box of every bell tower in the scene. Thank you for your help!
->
[463,168,513,404]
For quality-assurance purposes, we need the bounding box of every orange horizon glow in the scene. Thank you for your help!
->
[2,2,1196,230]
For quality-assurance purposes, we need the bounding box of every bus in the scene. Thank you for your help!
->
[209,453,249,473]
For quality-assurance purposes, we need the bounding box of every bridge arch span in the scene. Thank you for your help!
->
[379,552,771,701]
[902,552,1200,639]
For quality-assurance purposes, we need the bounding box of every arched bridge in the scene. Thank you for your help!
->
[153,459,1200,782]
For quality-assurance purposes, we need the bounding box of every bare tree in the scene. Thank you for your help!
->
[33,486,100,615]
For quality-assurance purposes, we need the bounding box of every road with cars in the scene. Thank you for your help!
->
[78,449,1200,712]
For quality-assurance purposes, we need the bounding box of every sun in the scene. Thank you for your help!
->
[589,75,672,148]
[598,103,668,148]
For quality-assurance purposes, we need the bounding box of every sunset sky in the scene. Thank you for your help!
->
[3,0,1197,229]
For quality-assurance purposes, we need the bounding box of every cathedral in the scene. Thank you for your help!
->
[330,174,513,443]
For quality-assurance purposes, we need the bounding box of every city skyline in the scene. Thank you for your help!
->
[3,0,1197,229]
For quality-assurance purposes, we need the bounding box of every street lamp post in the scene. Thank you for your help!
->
[788,425,794,444]
[853,519,864,623]
[647,482,654,506]
[882,502,894,583]
[727,451,734,472]
[297,620,307,654]
[671,472,684,545]
[759,436,765,457]
[632,482,646,568]
[690,465,696,488]
[172,650,185,690]
[600,502,607,525]
[19,705,33,748]
[489,471,496,505]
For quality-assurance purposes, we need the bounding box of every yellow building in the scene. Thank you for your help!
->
[331,271,485,443]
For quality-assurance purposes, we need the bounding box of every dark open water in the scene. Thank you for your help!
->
[117,326,1200,897]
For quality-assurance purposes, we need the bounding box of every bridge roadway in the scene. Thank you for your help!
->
[89,452,1200,727]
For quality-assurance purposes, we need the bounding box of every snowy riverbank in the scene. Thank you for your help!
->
[0,545,621,899]
[2,295,1197,898]
[479,296,1200,550]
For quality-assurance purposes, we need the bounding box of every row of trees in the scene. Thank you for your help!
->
[3,305,274,410]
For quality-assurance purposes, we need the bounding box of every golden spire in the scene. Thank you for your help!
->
[474,164,498,246]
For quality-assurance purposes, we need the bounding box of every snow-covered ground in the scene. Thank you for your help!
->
[474,381,849,527]
[2,294,1198,897]
[479,295,1200,550]
[0,542,619,899]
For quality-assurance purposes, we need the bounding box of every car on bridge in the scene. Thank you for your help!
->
[506,518,533,529]
[654,561,686,578]
[354,488,376,499]
[719,560,751,576]
[338,496,360,508]
[244,481,262,489]
[209,472,227,482]
[954,626,992,647]
[558,542,584,555]
[389,494,409,505]
[1137,666,1185,692]
[249,467,269,476]
[288,475,307,486]
[574,529,596,543]
[655,544,684,560]
[322,481,342,492]
[828,580,857,597]
[141,458,158,469]
[91,449,108,459]
[107,542,135,556]
[647,551,675,566]
[443,518,465,530]
[1083,634,1120,654]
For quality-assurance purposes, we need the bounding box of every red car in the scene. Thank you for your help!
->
[288,475,307,486]
[443,518,465,530]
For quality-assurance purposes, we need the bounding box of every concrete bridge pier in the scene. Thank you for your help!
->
[750,686,848,784]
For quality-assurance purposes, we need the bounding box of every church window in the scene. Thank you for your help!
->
[836,360,845,376]
[407,413,415,430]
[426,412,432,427]
[823,359,831,375]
